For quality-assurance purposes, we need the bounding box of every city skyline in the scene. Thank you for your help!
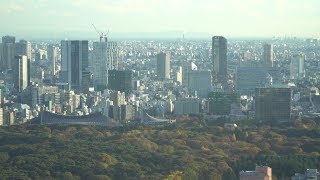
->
[1,0,320,39]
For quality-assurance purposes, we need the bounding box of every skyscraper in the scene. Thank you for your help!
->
[212,36,227,86]
[290,54,305,80]
[262,44,274,68]
[156,52,170,79]
[255,87,291,122]
[47,45,59,76]
[0,36,15,71]
[13,55,29,92]
[182,62,197,87]
[61,40,88,90]
[16,40,32,60]
[107,41,119,70]
[92,41,109,90]
[108,70,133,94]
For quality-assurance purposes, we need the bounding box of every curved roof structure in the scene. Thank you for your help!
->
[141,111,176,125]
[31,111,114,126]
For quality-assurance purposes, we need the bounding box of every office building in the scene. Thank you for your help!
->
[212,36,227,86]
[255,87,291,122]
[236,67,270,95]
[290,54,305,80]
[16,40,32,60]
[107,41,119,70]
[174,98,200,115]
[0,108,3,125]
[240,166,272,180]
[182,62,197,87]
[13,55,30,92]
[61,40,88,90]
[108,70,133,94]
[92,41,109,90]
[0,36,15,71]
[47,45,59,76]
[262,44,274,68]
[156,52,170,79]
[207,92,239,115]
[188,70,212,97]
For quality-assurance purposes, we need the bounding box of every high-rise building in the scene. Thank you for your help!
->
[207,92,239,115]
[13,55,30,92]
[212,36,227,86]
[47,45,59,76]
[262,44,274,68]
[240,166,272,180]
[182,62,197,87]
[156,52,170,79]
[255,87,291,122]
[16,40,32,60]
[290,54,305,80]
[236,67,270,95]
[107,41,119,70]
[61,40,88,90]
[188,70,212,97]
[92,41,108,90]
[0,36,15,71]
[108,70,133,94]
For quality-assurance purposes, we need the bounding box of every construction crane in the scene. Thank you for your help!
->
[92,24,109,42]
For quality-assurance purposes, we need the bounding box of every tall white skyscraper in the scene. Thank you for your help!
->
[290,54,305,80]
[91,40,119,90]
[48,45,59,75]
[61,40,88,90]
[13,55,29,92]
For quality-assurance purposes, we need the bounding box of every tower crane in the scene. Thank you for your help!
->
[92,24,109,42]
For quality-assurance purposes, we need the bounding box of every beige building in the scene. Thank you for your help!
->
[240,166,272,180]
[262,44,274,68]
[156,52,170,79]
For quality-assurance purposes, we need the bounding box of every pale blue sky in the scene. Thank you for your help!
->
[1,0,320,38]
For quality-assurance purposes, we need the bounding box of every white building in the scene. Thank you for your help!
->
[47,45,59,75]
[14,55,29,92]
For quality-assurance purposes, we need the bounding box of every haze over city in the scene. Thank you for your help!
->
[1,0,320,39]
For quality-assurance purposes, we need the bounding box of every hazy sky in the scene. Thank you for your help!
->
[1,0,320,38]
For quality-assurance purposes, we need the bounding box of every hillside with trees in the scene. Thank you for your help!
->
[0,116,319,180]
